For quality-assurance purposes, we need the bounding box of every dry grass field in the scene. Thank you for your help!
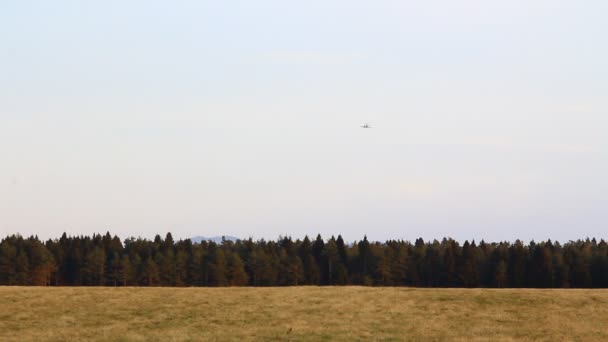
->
[1,287,608,341]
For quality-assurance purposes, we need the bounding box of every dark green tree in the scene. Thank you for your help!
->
[228,252,249,286]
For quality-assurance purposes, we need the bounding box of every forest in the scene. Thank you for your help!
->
[1,232,608,288]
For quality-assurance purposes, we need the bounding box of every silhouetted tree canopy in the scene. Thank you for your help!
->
[1,233,607,288]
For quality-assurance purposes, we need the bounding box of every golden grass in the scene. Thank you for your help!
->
[1,287,608,341]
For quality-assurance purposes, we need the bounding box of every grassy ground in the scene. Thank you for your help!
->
[1,287,608,341]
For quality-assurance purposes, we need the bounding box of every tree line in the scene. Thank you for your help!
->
[1,232,608,288]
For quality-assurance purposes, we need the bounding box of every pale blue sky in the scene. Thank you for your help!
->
[1,0,607,242]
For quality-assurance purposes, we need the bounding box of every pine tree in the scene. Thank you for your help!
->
[312,235,326,284]
[442,240,459,287]
[303,254,320,285]
[28,239,56,286]
[186,242,202,286]
[82,246,106,286]
[132,254,144,285]
[3,232,608,289]
[15,249,30,285]
[591,256,608,288]
[210,248,228,286]
[299,236,319,285]
[391,243,408,286]
[530,244,553,288]
[0,241,17,285]
[119,254,134,286]
[425,243,442,287]
[107,252,121,286]
[323,238,338,285]
[509,240,527,287]
[494,260,508,288]
[336,235,349,272]
[459,241,479,287]
[248,249,262,286]
[375,248,392,286]
[357,236,372,285]
[143,257,160,286]
[174,249,188,286]
[158,249,176,286]
[228,252,249,286]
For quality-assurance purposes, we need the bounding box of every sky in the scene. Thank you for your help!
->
[1,0,607,243]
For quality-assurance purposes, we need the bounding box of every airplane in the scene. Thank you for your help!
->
[360,122,373,128]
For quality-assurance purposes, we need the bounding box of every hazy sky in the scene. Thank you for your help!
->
[1,0,607,243]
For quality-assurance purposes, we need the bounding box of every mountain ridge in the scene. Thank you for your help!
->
[191,235,239,244]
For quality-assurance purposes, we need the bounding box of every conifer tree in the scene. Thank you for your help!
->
[210,248,228,286]
[442,240,458,286]
[494,260,508,288]
[186,241,202,286]
[119,254,134,286]
[0,241,17,285]
[228,252,249,286]
[323,238,338,284]
[299,236,319,285]
[375,248,392,286]
[303,254,320,285]
[82,246,106,286]
[158,249,176,286]
[174,249,188,286]
[37,252,56,286]
[357,236,372,285]
[15,249,30,285]
[336,235,348,271]
[509,240,527,287]
[312,235,326,284]
[531,244,553,288]
[459,241,479,287]
[143,257,160,286]
[3,232,608,288]
[391,243,408,286]
[107,252,121,286]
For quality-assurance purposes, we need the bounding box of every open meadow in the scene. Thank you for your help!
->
[1,287,608,341]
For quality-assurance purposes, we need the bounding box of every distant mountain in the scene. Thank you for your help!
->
[191,235,239,244]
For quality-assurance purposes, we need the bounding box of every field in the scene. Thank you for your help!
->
[1,287,608,341]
